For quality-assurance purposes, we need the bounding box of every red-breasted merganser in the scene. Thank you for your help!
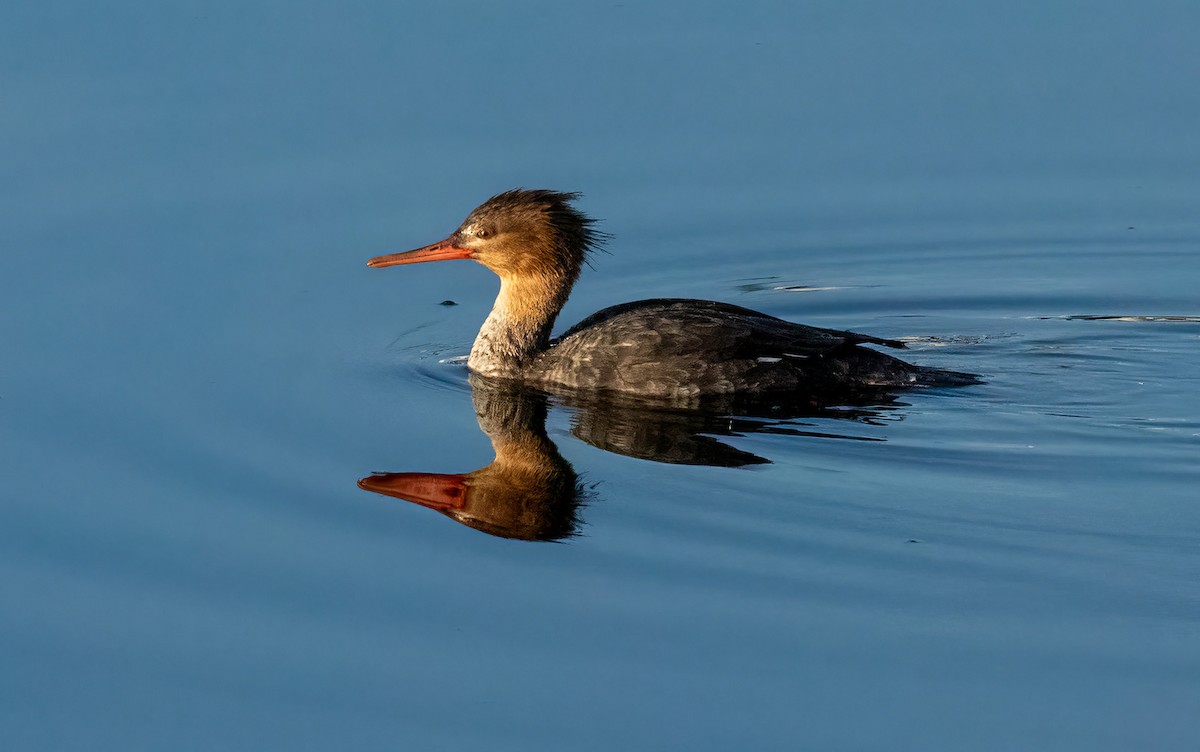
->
[367,189,978,402]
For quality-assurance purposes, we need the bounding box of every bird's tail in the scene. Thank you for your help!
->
[912,365,983,387]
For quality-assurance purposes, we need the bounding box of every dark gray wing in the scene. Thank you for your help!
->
[555,298,905,356]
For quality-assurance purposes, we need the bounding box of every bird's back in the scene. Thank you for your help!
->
[527,298,971,403]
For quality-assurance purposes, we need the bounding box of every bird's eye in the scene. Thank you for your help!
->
[476,227,490,238]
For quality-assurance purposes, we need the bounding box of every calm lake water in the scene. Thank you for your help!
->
[4,2,1198,750]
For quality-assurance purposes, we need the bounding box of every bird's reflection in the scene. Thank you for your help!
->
[555,388,895,468]
[359,379,587,541]
[359,376,904,541]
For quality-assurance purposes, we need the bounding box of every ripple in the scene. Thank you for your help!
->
[898,334,1009,348]
[733,276,880,293]
[372,340,472,397]
[404,359,471,396]
[1052,315,1200,323]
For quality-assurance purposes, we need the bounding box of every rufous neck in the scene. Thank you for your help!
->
[467,273,573,377]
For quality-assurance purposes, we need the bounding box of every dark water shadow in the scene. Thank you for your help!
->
[547,385,898,468]
[358,376,906,541]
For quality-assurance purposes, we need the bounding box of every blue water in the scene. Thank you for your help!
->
[3,2,1199,750]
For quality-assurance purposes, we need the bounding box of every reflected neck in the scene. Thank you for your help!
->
[468,274,573,377]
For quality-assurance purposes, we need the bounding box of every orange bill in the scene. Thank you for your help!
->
[367,238,472,268]
[358,472,468,511]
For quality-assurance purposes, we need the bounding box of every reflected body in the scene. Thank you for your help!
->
[368,190,979,406]
[359,376,903,540]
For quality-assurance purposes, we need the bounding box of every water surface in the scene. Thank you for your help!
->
[3,2,1199,750]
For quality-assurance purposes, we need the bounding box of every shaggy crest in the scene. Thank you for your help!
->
[463,188,609,267]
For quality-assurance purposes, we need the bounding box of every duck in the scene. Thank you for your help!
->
[367,189,978,404]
